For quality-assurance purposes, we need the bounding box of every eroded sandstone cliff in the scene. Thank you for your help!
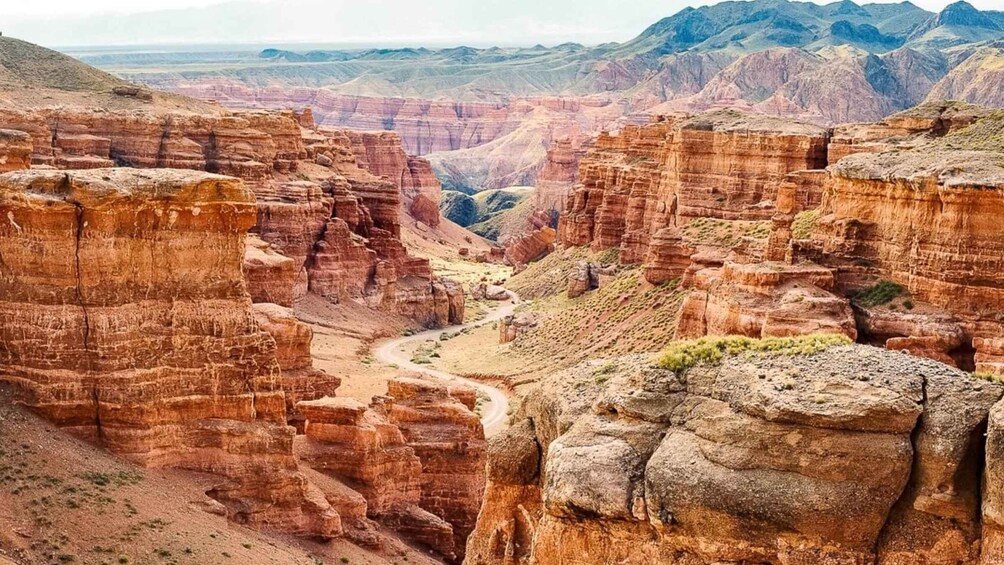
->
[468,344,1004,564]
[0,168,339,537]
[559,103,1004,377]
[0,106,462,329]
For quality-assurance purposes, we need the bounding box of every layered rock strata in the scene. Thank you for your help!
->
[805,148,1004,373]
[0,106,461,328]
[559,111,829,264]
[561,103,1004,375]
[503,226,555,267]
[296,378,486,562]
[0,168,338,537]
[345,130,442,227]
[533,137,583,215]
[467,346,1004,564]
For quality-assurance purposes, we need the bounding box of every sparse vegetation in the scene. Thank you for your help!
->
[973,372,1004,384]
[791,209,820,239]
[681,217,771,247]
[854,280,906,307]
[655,334,853,374]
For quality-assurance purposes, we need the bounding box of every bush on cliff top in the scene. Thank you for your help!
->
[655,334,853,374]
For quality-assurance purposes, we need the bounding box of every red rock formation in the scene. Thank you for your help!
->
[534,137,584,214]
[244,235,304,307]
[295,377,485,561]
[675,261,858,341]
[499,313,538,344]
[806,148,1004,373]
[559,111,828,264]
[0,168,338,537]
[0,129,31,172]
[344,130,442,227]
[254,303,340,430]
[503,226,555,267]
[0,107,467,329]
[642,227,693,285]
[386,378,487,561]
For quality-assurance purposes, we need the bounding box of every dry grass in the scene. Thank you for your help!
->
[791,209,820,239]
[680,217,771,248]
[655,334,853,373]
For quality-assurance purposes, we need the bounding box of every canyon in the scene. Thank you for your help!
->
[4,2,1004,564]
[0,34,490,565]
[461,99,1004,563]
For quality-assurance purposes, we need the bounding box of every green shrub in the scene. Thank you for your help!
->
[655,334,852,374]
[855,280,905,307]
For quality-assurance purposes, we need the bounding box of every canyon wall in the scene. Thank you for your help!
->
[533,137,584,216]
[559,111,829,264]
[0,167,339,537]
[560,103,1004,376]
[0,115,480,560]
[0,106,462,329]
[467,345,1004,564]
[296,377,486,562]
[141,83,569,155]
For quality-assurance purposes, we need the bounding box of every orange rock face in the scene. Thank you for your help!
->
[559,111,828,265]
[0,107,462,329]
[805,148,1004,373]
[504,226,556,267]
[560,103,1004,376]
[253,303,341,430]
[386,378,486,562]
[296,378,486,562]
[0,168,338,537]
[533,137,584,215]
[675,261,858,341]
[0,129,33,172]
[346,130,442,227]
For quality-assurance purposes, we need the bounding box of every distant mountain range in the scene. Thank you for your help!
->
[71,0,1004,191]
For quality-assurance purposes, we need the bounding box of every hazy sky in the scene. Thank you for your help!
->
[1,0,1000,47]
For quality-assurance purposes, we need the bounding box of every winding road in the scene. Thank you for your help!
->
[374,291,521,437]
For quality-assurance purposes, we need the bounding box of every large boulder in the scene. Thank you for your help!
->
[467,343,1004,564]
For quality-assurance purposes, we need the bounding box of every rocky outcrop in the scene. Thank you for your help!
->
[386,378,487,561]
[805,146,1004,374]
[253,303,340,430]
[296,377,486,562]
[0,107,463,328]
[244,235,304,307]
[642,227,692,285]
[499,313,538,344]
[467,345,1004,564]
[0,129,32,172]
[559,111,828,263]
[533,138,583,215]
[503,226,555,267]
[567,262,616,299]
[560,104,1004,375]
[346,130,442,227]
[675,261,858,341]
[0,168,338,537]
